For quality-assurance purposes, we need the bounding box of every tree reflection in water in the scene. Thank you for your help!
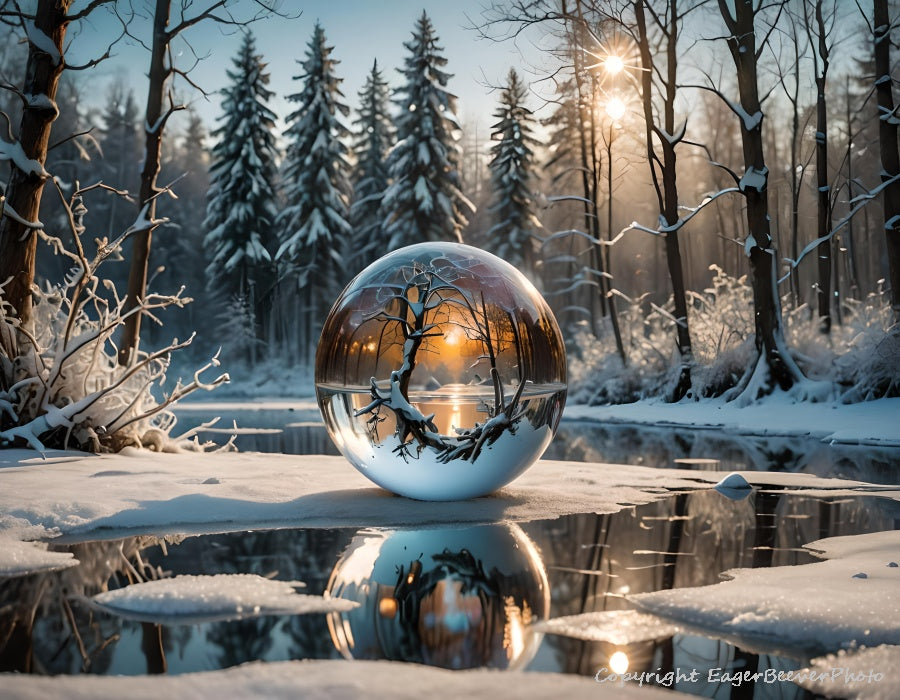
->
[0,490,894,696]
[325,524,549,670]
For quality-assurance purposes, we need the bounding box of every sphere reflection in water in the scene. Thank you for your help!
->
[316,242,566,500]
[325,524,549,670]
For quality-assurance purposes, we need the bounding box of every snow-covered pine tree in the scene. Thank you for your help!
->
[96,83,142,246]
[276,22,352,292]
[487,68,541,279]
[381,11,473,250]
[350,59,393,269]
[204,31,278,315]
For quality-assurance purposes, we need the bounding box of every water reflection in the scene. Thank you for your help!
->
[325,524,549,670]
[174,406,900,484]
[547,423,900,483]
[1,491,895,697]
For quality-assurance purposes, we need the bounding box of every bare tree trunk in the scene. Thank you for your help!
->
[0,0,71,331]
[811,0,833,333]
[788,21,803,308]
[119,0,172,365]
[718,0,804,395]
[873,0,900,318]
[844,76,861,299]
[634,0,692,400]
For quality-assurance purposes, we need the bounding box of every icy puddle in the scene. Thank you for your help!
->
[1,489,895,699]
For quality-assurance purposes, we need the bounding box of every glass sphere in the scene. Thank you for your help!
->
[316,243,567,500]
[325,524,550,670]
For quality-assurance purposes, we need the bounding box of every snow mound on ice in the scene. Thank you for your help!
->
[797,644,900,700]
[632,530,900,653]
[0,535,77,577]
[533,609,682,644]
[85,574,356,624]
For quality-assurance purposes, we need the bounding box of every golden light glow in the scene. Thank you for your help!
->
[378,597,398,618]
[503,596,526,660]
[606,97,626,122]
[605,54,625,75]
[610,650,629,675]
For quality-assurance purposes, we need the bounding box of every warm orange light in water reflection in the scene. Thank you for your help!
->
[610,650,629,674]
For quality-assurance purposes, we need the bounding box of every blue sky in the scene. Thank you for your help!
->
[69,1,553,137]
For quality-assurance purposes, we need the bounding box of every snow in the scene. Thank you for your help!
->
[0,658,683,700]
[84,573,357,625]
[24,20,61,65]
[797,645,900,700]
[534,610,683,645]
[0,533,77,577]
[0,137,50,178]
[739,165,768,193]
[0,449,720,541]
[631,530,900,654]
[563,395,900,447]
[713,472,752,500]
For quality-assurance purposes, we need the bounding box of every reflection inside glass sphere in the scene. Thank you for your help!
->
[325,524,550,670]
[316,243,567,500]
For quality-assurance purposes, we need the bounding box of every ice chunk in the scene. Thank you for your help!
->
[86,573,357,624]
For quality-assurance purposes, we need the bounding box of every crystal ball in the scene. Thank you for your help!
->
[315,242,567,500]
[325,524,550,669]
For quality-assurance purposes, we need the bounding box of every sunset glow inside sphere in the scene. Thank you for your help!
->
[315,242,567,500]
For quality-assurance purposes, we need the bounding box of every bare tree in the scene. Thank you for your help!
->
[117,0,283,365]
[804,0,836,332]
[0,0,117,336]
[715,0,806,398]
[629,0,702,400]
[872,0,900,319]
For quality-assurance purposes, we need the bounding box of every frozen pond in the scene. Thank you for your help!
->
[1,490,895,698]
[2,404,897,697]
[173,403,900,484]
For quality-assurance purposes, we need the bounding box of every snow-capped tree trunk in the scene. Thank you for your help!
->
[873,0,900,318]
[120,0,171,365]
[0,0,70,332]
[634,0,693,401]
[718,0,804,396]
[809,0,833,333]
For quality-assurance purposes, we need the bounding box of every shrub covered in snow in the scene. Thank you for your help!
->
[569,266,898,404]
[0,190,228,453]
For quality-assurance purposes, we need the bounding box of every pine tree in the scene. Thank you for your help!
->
[204,32,279,310]
[350,59,393,269]
[95,83,142,241]
[487,69,540,278]
[381,11,473,250]
[277,22,352,291]
[156,109,210,322]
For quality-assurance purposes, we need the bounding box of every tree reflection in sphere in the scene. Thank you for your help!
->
[316,243,566,500]
[325,524,550,670]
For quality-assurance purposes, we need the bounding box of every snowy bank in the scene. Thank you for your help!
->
[0,658,687,699]
[83,573,357,625]
[1,450,892,546]
[631,530,900,654]
[798,645,900,700]
[564,396,900,446]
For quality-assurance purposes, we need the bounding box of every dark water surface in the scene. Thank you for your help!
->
[2,407,898,698]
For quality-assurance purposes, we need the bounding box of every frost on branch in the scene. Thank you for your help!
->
[0,187,228,454]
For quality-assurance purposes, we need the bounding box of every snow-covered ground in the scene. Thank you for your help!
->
[0,658,686,700]
[631,530,900,654]
[564,395,900,447]
[2,449,894,550]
